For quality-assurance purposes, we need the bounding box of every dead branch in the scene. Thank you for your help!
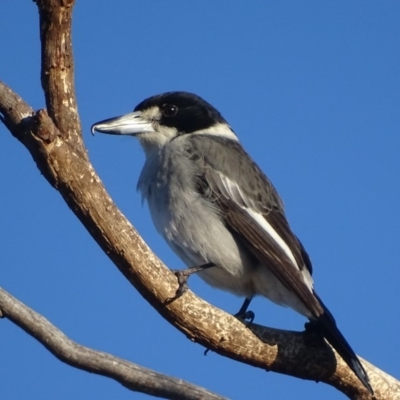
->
[0,286,227,400]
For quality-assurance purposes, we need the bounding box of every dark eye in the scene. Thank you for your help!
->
[161,104,178,117]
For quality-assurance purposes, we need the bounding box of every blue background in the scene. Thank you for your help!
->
[1,2,399,399]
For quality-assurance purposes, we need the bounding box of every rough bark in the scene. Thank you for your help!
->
[1,1,399,399]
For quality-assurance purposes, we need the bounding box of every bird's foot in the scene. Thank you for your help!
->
[164,263,215,305]
[234,297,255,326]
[234,309,255,326]
[164,270,190,304]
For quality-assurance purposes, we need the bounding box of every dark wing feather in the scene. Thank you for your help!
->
[186,135,322,316]
[207,168,323,317]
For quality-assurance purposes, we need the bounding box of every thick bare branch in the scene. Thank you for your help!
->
[0,287,227,400]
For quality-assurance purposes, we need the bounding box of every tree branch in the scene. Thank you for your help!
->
[1,1,399,399]
[37,0,83,147]
[0,286,227,400]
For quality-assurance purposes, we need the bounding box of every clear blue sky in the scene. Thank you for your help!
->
[1,2,399,399]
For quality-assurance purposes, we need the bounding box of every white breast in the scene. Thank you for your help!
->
[137,144,256,297]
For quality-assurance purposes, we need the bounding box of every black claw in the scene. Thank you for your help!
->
[235,310,255,326]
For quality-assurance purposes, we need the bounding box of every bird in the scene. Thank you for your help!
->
[91,91,373,394]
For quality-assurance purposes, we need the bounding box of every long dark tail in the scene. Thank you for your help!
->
[313,292,373,394]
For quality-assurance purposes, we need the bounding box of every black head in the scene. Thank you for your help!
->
[134,91,228,134]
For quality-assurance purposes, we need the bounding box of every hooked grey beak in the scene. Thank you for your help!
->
[91,111,154,136]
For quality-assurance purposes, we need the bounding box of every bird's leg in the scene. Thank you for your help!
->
[234,297,255,324]
[165,262,215,304]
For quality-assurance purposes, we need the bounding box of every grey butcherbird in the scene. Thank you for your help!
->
[92,91,373,394]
